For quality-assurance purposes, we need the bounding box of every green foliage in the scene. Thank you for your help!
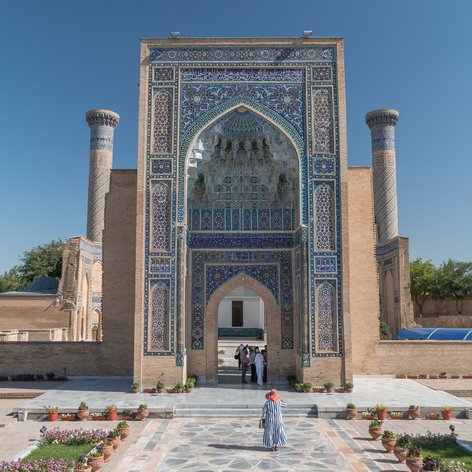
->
[379,321,392,340]
[410,258,438,314]
[0,240,64,293]
[435,259,472,314]
[19,240,64,282]
[24,443,92,464]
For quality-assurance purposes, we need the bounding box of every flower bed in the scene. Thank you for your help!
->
[40,427,108,446]
[0,458,71,471]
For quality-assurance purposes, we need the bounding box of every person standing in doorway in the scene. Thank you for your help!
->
[249,347,257,383]
[241,346,249,383]
[261,389,287,451]
[254,347,265,386]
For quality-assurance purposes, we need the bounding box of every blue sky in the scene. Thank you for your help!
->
[1,0,471,273]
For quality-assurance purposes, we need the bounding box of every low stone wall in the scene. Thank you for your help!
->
[415,315,472,328]
[378,341,472,375]
[0,341,131,376]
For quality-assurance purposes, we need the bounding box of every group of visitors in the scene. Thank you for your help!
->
[235,343,267,385]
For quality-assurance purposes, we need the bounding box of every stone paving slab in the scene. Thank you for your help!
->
[104,418,366,472]
[13,376,472,416]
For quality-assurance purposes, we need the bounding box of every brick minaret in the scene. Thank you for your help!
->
[85,109,120,242]
[365,109,400,243]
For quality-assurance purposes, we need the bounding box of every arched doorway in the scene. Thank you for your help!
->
[204,274,281,384]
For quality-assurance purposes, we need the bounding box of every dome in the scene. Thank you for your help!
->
[221,108,264,140]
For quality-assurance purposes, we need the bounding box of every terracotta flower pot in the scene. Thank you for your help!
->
[137,409,149,420]
[106,411,117,421]
[405,457,423,472]
[381,438,397,453]
[409,408,420,420]
[441,410,453,420]
[362,415,374,420]
[88,456,104,472]
[48,412,58,422]
[74,467,92,472]
[77,408,89,421]
[103,444,114,462]
[132,388,139,393]
[112,436,121,449]
[120,427,130,440]
[326,387,334,394]
[426,413,438,420]
[393,447,408,463]
[368,426,384,440]
[345,408,357,420]
[376,410,387,421]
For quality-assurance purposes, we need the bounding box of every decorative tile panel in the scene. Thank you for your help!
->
[153,67,174,82]
[313,87,334,153]
[181,68,304,82]
[313,157,335,175]
[314,280,338,352]
[151,47,335,63]
[151,181,171,251]
[312,66,333,82]
[151,159,172,175]
[314,183,335,251]
[150,256,172,274]
[153,88,173,154]
[149,280,171,351]
[315,256,337,273]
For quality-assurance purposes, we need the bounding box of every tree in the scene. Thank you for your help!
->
[0,240,65,293]
[410,258,438,315]
[435,259,472,315]
[379,321,392,340]
[0,266,25,292]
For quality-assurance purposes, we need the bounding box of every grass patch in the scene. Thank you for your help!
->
[217,358,224,365]
[422,444,472,469]
[23,443,92,464]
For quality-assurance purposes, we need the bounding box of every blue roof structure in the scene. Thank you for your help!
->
[396,327,472,341]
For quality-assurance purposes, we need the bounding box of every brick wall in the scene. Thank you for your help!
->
[378,341,472,375]
[347,167,380,374]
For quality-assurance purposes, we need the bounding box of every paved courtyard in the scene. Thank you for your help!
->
[1,376,471,471]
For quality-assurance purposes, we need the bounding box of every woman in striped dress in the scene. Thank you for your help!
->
[262,389,287,451]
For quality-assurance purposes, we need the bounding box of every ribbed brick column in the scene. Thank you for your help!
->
[85,109,120,242]
[365,109,399,243]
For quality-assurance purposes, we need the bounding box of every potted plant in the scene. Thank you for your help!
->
[44,405,59,422]
[137,404,149,420]
[108,428,121,449]
[87,449,105,471]
[390,411,404,420]
[438,372,448,379]
[105,404,118,421]
[131,382,140,393]
[156,381,165,393]
[418,374,427,379]
[381,430,397,452]
[375,404,388,420]
[362,411,374,420]
[73,456,92,472]
[143,386,156,393]
[429,374,438,379]
[422,456,442,471]
[174,383,184,393]
[91,412,106,421]
[102,439,114,462]
[77,402,90,421]
[117,420,130,440]
[312,385,324,393]
[395,374,406,379]
[426,411,438,420]
[440,405,453,420]
[302,382,312,393]
[394,433,412,463]
[184,381,193,393]
[407,374,418,379]
[345,403,357,420]
[451,374,460,379]
[121,409,133,421]
[324,382,334,394]
[406,446,423,472]
[344,382,354,393]
[60,413,76,421]
[368,419,384,440]
[408,405,420,420]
